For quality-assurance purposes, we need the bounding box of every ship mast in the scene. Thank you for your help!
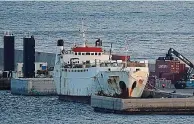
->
[125,37,129,68]
[81,19,87,47]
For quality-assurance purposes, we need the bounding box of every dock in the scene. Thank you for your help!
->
[91,95,194,115]
[142,89,193,98]
[0,78,10,90]
[11,78,56,96]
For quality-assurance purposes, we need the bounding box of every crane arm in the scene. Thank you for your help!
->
[166,48,194,79]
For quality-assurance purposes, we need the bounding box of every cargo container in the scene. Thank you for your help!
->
[179,63,186,73]
[155,59,181,77]
[161,73,175,81]
[155,60,171,77]
[112,55,130,61]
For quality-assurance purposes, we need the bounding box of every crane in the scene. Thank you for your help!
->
[166,48,194,89]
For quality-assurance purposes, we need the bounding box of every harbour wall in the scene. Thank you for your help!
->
[91,95,194,114]
[11,78,56,95]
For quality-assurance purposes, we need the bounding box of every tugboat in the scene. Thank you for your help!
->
[54,21,149,104]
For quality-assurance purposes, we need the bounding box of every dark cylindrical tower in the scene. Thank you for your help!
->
[57,39,64,46]
[3,32,15,71]
[23,36,35,78]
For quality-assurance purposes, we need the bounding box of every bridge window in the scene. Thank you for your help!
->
[91,53,94,55]
[98,53,101,55]
[86,52,90,55]
[95,53,97,55]
[78,52,81,55]
[75,52,77,55]
[82,53,85,55]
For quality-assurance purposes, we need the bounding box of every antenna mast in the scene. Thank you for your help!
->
[125,37,129,68]
[81,19,87,47]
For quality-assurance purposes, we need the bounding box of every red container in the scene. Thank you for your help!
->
[161,72,175,81]
[155,59,181,77]
[112,55,130,61]
[179,63,186,73]
[155,60,171,74]
[170,60,180,73]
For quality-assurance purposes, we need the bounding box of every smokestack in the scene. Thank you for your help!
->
[23,35,35,78]
[3,32,15,71]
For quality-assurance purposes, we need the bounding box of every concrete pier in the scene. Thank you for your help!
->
[91,95,194,114]
[11,78,56,95]
[0,78,10,90]
[142,89,193,98]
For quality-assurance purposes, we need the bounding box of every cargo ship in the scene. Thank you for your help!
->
[53,22,149,103]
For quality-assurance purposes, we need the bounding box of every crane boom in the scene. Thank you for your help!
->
[166,48,194,79]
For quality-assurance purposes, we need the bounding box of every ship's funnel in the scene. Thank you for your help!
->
[23,35,35,78]
[57,39,64,46]
[3,32,15,71]
[57,39,64,54]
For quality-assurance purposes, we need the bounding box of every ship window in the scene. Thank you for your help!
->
[80,70,83,72]
[98,53,101,55]
[82,53,85,55]
[95,53,97,55]
[91,53,94,55]
[75,52,77,55]
[86,52,90,55]
[78,52,81,55]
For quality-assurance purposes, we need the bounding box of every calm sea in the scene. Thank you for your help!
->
[0,91,194,124]
[1,1,194,61]
[1,1,194,124]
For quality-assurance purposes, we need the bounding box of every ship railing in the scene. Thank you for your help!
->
[61,61,125,69]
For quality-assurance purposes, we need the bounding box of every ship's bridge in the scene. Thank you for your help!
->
[62,46,110,64]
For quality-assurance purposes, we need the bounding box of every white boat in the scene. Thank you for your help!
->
[53,22,149,103]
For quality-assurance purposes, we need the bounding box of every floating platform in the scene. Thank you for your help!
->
[91,95,194,115]
[0,78,10,90]
[11,78,56,96]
